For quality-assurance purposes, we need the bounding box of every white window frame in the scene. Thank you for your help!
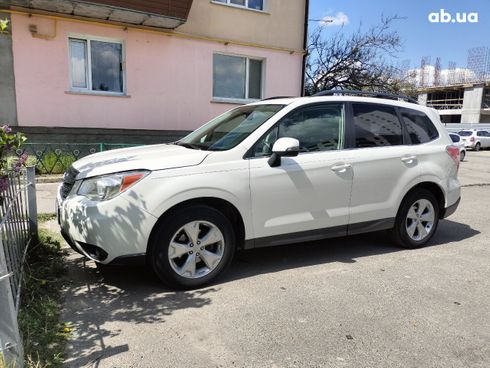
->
[68,34,126,96]
[211,0,267,13]
[212,52,265,104]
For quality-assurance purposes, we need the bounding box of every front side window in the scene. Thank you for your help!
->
[214,0,264,11]
[400,108,439,144]
[69,37,124,93]
[177,104,283,151]
[353,103,403,148]
[253,104,345,157]
[213,54,263,100]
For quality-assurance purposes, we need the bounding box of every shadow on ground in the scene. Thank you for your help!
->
[62,218,479,367]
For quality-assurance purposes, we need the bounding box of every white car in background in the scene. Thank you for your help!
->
[457,129,490,151]
[449,133,466,161]
[57,92,461,289]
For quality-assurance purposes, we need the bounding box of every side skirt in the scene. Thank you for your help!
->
[244,218,395,249]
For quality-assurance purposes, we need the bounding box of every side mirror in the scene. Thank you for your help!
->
[268,137,300,167]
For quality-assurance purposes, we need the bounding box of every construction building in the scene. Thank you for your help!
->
[418,82,490,124]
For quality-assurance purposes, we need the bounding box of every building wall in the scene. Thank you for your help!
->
[0,14,18,125]
[179,0,306,51]
[11,12,303,131]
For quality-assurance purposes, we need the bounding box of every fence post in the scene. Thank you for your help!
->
[0,236,24,367]
[26,167,38,239]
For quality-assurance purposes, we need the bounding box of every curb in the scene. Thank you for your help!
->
[36,175,63,184]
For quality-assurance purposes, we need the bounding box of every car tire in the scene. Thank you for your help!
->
[391,189,440,249]
[149,205,235,289]
[460,150,465,162]
[474,142,481,151]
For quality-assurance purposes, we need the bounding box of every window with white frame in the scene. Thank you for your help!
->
[69,37,124,93]
[214,0,264,11]
[213,54,263,100]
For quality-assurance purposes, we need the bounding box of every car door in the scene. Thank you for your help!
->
[248,103,353,244]
[345,103,432,230]
[482,131,490,147]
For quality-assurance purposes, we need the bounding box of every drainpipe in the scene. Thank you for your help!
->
[300,0,309,96]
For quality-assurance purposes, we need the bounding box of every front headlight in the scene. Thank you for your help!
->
[77,170,149,201]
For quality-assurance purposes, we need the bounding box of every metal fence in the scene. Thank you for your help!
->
[11,143,142,175]
[0,167,37,368]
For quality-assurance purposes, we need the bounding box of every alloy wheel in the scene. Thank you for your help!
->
[405,199,435,241]
[168,220,225,279]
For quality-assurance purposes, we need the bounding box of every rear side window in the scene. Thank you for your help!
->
[352,103,402,148]
[399,108,439,144]
[450,134,460,143]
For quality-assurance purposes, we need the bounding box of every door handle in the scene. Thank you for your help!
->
[401,155,417,164]
[331,163,351,173]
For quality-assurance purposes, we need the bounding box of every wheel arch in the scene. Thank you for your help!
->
[147,197,247,256]
[399,181,446,219]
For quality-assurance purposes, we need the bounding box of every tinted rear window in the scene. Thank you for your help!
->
[352,103,403,148]
[399,108,439,144]
[458,131,473,136]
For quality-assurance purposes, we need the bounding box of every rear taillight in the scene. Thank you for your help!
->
[446,145,460,170]
[470,137,475,142]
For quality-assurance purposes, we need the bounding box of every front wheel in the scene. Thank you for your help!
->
[149,206,235,289]
[391,189,440,249]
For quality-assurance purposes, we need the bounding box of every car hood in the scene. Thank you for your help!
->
[72,144,210,179]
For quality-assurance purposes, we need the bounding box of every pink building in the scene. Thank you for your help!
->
[0,0,308,143]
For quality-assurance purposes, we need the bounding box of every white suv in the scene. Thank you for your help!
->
[58,94,461,289]
[457,129,490,151]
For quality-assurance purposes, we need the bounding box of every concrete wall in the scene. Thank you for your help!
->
[10,12,303,131]
[12,126,189,144]
[461,85,484,124]
[0,14,18,126]
[179,0,306,51]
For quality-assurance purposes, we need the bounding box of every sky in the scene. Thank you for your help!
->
[308,0,490,71]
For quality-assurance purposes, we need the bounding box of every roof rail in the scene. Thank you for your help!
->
[260,96,295,101]
[312,89,419,104]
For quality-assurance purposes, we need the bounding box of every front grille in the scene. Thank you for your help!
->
[60,166,79,199]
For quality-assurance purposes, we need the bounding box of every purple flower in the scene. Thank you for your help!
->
[1,125,12,134]
[18,153,28,165]
[0,176,9,192]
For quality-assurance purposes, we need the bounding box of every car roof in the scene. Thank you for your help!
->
[252,95,432,114]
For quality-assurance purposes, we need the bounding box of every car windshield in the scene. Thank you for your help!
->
[176,104,284,151]
[458,131,473,136]
[450,134,460,142]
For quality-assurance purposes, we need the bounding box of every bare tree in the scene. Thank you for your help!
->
[305,16,416,96]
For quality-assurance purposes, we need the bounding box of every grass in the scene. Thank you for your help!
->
[17,226,70,368]
[37,213,57,223]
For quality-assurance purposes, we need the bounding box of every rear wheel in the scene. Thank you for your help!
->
[391,189,440,249]
[475,142,481,151]
[149,206,235,289]
[460,150,465,161]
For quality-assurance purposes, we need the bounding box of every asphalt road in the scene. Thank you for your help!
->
[40,151,490,368]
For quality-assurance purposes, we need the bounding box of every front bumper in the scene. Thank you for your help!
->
[57,191,158,264]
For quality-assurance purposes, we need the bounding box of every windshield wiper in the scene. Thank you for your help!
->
[175,142,207,150]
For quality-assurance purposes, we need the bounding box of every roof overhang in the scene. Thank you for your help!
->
[4,0,193,29]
